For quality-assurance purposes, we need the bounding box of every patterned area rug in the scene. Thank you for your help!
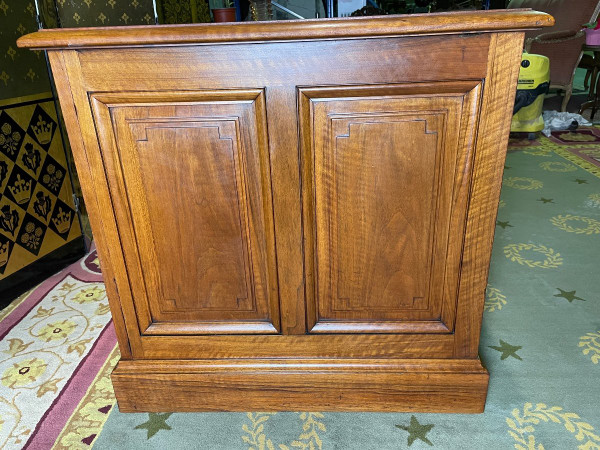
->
[548,128,600,174]
[0,248,117,449]
[2,131,600,449]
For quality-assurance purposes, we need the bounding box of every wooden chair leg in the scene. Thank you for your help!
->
[585,69,591,90]
[561,86,573,112]
[590,67,600,99]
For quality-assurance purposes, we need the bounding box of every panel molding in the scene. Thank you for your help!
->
[89,89,280,335]
[299,81,482,334]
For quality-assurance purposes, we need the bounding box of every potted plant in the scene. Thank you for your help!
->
[583,20,600,46]
[212,0,237,22]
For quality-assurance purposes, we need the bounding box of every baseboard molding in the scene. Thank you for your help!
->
[111,358,489,413]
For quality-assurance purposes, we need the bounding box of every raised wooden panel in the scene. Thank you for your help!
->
[332,118,438,310]
[300,82,482,334]
[90,90,280,335]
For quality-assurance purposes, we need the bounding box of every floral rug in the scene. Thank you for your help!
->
[0,248,117,449]
[2,130,600,449]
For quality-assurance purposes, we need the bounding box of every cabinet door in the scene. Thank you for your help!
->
[90,90,280,335]
[300,82,482,334]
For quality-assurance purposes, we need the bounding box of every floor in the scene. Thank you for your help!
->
[0,118,599,449]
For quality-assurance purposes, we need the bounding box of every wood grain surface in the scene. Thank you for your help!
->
[112,358,489,413]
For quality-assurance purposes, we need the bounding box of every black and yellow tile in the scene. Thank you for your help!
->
[0,97,81,279]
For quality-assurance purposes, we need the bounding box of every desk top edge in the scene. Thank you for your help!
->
[17,9,553,50]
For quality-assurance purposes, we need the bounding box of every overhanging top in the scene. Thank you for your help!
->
[17,9,553,50]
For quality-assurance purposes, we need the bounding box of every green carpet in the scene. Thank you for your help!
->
[93,133,600,450]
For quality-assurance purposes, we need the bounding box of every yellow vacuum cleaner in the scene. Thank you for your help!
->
[511,53,550,139]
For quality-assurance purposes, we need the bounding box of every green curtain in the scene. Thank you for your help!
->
[54,0,156,27]
[0,0,51,100]
[156,0,211,23]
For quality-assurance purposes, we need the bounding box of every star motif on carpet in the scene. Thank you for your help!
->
[396,415,434,446]
[538,197,554,203]
[554,288,585,303]
[574,178,588,184]
[134,413,173,439]
[496,220,513,229]
[489,339,523,360]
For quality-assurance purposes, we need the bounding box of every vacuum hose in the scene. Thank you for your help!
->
[513,82,550,115]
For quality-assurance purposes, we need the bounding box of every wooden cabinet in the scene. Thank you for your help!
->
[18,9,553,413]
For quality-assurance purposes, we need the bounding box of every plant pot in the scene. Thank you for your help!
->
[212,7,237,23]
[585,28,600,46]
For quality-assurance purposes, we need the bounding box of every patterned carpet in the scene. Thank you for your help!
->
[0,248,117,449]
[1,130,599,449]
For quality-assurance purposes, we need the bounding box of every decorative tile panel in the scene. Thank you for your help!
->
[0,99,81,279]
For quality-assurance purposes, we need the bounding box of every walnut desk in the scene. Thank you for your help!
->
[19,9,554,413]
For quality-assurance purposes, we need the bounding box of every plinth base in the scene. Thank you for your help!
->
[111,358,489,413]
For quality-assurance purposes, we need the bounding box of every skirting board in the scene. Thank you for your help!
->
[111,358,489,413]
